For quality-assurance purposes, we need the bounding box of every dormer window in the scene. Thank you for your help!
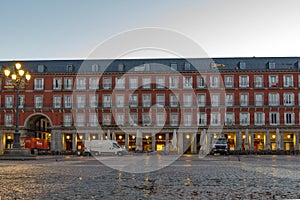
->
[38,65,46,73]
[268,61,276,69]
[66,64,74,72]
[118,64,124,72]
[170,63,177,71]
[144,63,150,71]
[184,62,191,70]
[92,64,99,72]
[239,61,246,69]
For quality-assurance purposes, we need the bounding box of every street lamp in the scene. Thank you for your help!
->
[3,63,31,149]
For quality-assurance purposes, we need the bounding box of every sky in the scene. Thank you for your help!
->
[0,0,300,60]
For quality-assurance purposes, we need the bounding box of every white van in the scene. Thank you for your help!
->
[84,140,127,156]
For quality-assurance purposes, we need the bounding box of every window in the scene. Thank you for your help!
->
[156,113,165,126]
[92,64,99,72]
[170,113,179,126]
[240,112,250,126]
[184,62,191,70]
[284,112,294,125]
[210,76,220,88]
[183,113,192,126]
[254,93,264,106]
[64,95,73,108]
[5,114,13,126]
[76,78,86,90]
[53,78,62,90]
[142,94,151,107]
[18,95,25,108]
[76,113,85,127]
[129,77,138,89]
[66,64,74,72]
[268,61,276,69]
[269,75,278,87]
[225,94,234,107]
[115,77,125,89]
[116,113,125,125]
[37,64,46,73]
[224,76,234,88]
[197,94,206,107]
[89,78,99,90]
[169,76,179,88]
[129,113,138,126]
[34,78,44,90]
[197,76,206,88]
[183,76,193,88]
[76,95,86,108]
[239,61,246,69]
[283,93,294,106]
[63,114,72,126]
[103,95,111,108]
[103,77,112,89]
[197,112,207,126]
[129,94,138,107]
[270,112,280,125]
[183,94,192,107]
[170,63,177,71]
[5,95,13,108]
[89,113,98,127]
[116,95,124,108]
[64,78,73,90]
[142,77,151,89]
[211,94,220,107]
[170,94,179,107]
[240,93,249,106]
[254,76,264,88]
[225,112,234,125]
[89,94,98,108]
[283,75,293,87]
[34,95,43,108]
[144,63,150,71]
[268,93,279,106]
[103,113,111,125]
[239,76,249,88]
[156,76,165,89]
[53,96,62,108]
[143,113,151,126]
[156,94,165,107]
[254,112,265,125]
[210,112,221,126]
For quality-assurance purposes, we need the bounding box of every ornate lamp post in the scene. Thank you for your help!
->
[3,63,31,149]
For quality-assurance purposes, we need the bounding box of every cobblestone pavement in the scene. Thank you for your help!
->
[0,155,300,200]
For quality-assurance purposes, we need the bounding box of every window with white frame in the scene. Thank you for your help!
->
[76,113,85,127]
[129,94,138,107]
[225,94,234,107]
[254,76,264,88]
[129,77,138,89]
[92,64,99,72]
[211,93,220,107]
[170,113,178,126]
[184,62,191,70]
[156,113,165,126]
[240,93,249,106]
[5,95,13,108]
[169,76,179,88]
[89,94,98,108]
[269,75,278,87]
[210,76,220,88]
[197,112,207,126]
[76,95,85,108]
[240,112,250,126]
[254,112,265,125]
[224,76,234,88]
[89,77,99,90]
[283,75,293,87]
[197,76,206,88]
[53,78,62,90]
[18,96,25,108]
[89,113,98,127]
[118,64,124,72]
[239,75,249,88]
[183,113,192,126]
[170,63,177,71]
[142,77,151,89]
[64,78,73,90]
[254,93,264,106]
[268,93,279,106]
[103,95,111,108]
[183,94,192,107]
[284,112,294,125]
[116,95,124,108]
[116,113,125,125]
[34,95,43,108]
[225,112,234,125]
[102,113,111,125]
[115,77,125,89]
[197,93,206,107]
[63,114,72,126]
[34,78,44,90]
[156,94,165,107]
[143,113,151,125]
[156,76,165,89]
[170,94,179,107]
[142,94,151,107]
[210,112,221,126]
[270,112,280,125]
[76,78,86,90]
[64,95,73,108]
[298,93,300,105]
[53,96,62,108]
[129,113,138,125]
[5,114,13,126]
[183,76,193,88]
[103,77,112,89]
[283,93,294,106]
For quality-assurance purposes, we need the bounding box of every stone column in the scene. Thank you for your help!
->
[165,132,170,153]
[235,132,240,150]
[265,131,271,150]
[294,132,299,151]
[52,131,62,152]
[281,132,285,150]
[125,133,129,150]
[72,132,77,151]
[250,131,254,151]
[193,133,197,154]
[179,132,184,154]
[152,132,156,151]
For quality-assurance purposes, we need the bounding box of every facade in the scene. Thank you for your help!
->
[0,57,300,154]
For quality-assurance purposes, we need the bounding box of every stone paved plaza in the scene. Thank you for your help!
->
[0,154,300,200]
